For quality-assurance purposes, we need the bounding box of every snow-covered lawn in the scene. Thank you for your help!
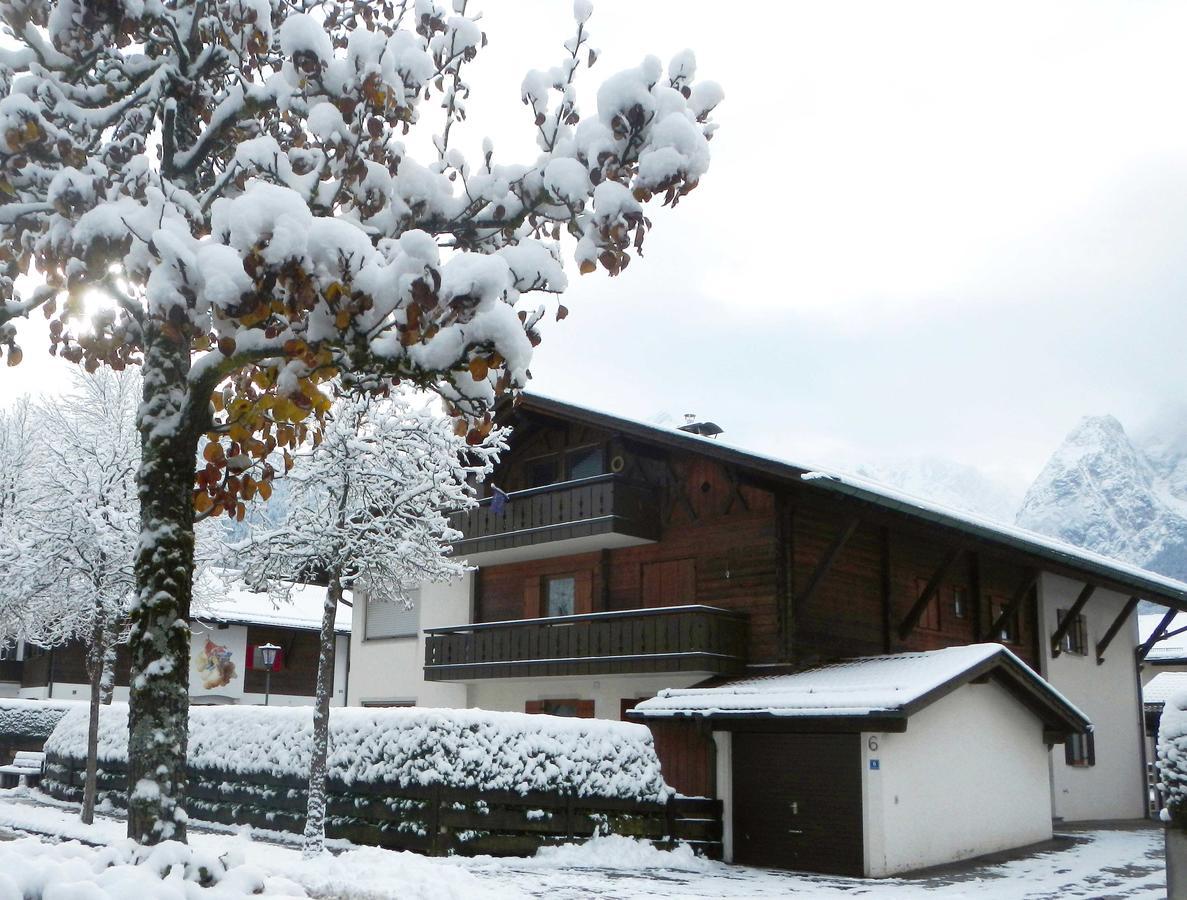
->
[0,789,1166,899]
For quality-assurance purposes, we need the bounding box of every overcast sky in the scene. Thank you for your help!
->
[7,0,1187,500]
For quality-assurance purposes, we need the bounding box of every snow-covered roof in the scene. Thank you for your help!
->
[1140,612,1187,662]
[1144,672,1187,707]
[519,394,1187,607]
[631,643,1089,733]
[193,578,352,634]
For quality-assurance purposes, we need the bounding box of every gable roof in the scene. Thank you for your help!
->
[629,643,1089,736]
[1143,671,1187,708]
[192,579,353,634]
[515,394,1187,610]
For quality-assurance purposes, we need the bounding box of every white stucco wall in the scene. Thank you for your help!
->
[1037,574,1146,822]
[469,672,711,720]
[346,577,471,708]
[862,680,1053,877]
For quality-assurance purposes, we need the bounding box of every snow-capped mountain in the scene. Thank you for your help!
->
[1016,415,1187,582]
[852,457,1022,524]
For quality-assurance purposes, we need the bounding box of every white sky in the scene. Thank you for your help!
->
[7,0,1187,499]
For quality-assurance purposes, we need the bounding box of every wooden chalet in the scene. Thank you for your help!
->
[348,394,1187,870]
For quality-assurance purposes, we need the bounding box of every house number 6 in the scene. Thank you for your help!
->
[868,736,879,752]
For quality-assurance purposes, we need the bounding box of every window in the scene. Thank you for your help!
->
[526,456,559,488]
[525,699,595,718]
[1066,731,1095,767]
[914,579,941,632]
[952,586,968,619]
[544,576,576,618]
[1057,608,1088,655]
[365,591,420,639]
[995,601,1020,644]
[361,699,416,708]
[565,446,604,480]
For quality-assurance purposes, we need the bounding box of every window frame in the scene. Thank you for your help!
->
[952,586,968,620]
[1056,608,1088,655]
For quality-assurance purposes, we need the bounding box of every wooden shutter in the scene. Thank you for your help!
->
[641,559,696,607]
[524,578,541,618]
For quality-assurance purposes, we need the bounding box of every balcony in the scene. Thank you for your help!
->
[423,605,749,682]
[449,474,660,564]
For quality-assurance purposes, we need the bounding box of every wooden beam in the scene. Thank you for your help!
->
[988,570,1038,641]
[1095,596,1141,665]
[970,551,983,643]
[665,460,697,522]
[1050,584,1096,657]
[898,546,963,640]
[774,495,795,661]
[794,516,861,616]
[722,466,750,514]
[880,527,893,654]
[1138,607,1178,661]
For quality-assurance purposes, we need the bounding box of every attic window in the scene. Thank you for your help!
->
[952,586,968,619]
[1057,608,1088,656]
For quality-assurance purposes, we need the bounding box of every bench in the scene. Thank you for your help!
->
[0,751,45,789]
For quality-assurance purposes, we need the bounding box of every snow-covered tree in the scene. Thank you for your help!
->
[230,391,502,857]
[0,371,139,825]
[0,0,720,843]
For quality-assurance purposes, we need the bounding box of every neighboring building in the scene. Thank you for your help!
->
[632,643,1088,876]
[12,582,352,707]
[347,394,1187,868]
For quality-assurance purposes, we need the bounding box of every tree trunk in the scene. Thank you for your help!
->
[80,609,107,825]
[302,574,341,857]
[127,327,199,845]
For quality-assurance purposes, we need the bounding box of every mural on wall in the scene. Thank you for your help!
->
[189,624,246,699]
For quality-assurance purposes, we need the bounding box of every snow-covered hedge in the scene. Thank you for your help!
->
[0,699,78,740]
[1158,689,1187,826]
[45,704,671,802]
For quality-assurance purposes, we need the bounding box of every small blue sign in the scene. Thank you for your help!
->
[869,759,880,770]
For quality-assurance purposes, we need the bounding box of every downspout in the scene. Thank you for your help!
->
[1135,646,1152,819]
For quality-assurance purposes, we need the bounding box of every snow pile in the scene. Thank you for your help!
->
[45,704,671,801]
[0,698,78,739]
[0,837,303,899]
[531,834,712,872]
[1158,689,1187,826]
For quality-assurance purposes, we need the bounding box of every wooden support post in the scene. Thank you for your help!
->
[1095,596,1141,665]
[774,495,795,661]
[970,552,983,642]
[1138,607,1178,661]
[898,546,963,640]
[988,570,1038,641]
[794,516,861,618]
[880,527,893,654]
[1050,584,1096,657]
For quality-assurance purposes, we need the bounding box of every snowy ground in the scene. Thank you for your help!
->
[0,788,1167,899]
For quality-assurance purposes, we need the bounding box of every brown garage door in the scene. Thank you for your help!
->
[732,732,863,876]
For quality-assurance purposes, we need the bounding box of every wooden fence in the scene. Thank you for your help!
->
[41,754,722,858]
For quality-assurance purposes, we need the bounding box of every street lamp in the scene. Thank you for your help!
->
[258,643,281,706]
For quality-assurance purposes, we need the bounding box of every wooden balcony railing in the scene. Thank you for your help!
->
[449,474,660,560]
[423,605,749,681]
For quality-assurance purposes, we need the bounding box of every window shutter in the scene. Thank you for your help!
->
[1087,731,1096,766]
[524,578,541,618]
[1064,738,1074,766]
[364,594,420,639]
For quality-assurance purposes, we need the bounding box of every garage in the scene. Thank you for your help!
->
[732,732,863,875]
[632,643,1091,877]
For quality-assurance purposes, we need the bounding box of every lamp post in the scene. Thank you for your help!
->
[258,643,281,706]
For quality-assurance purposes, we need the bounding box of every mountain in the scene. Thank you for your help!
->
[1016,415,1187,582]
[852,457,1022,525]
